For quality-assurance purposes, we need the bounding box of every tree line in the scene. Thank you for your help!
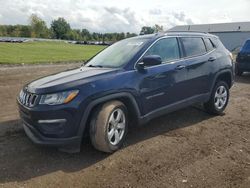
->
[0,14,164,42]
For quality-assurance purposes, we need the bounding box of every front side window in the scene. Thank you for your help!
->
[181,37,207,57]
[144,38,180,63]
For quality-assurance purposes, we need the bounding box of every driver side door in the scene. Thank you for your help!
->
[138,37,188,115]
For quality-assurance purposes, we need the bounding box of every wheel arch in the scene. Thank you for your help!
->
[211,69,234,92]
[77,92,141,138]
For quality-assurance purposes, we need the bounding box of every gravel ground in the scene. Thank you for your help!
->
[0,64,249,188]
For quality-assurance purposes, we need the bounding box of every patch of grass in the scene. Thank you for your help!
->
[0,41,106,64]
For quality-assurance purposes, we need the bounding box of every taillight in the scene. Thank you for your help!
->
[229,52,233,61]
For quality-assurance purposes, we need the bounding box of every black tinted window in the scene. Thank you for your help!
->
[204,38,214,51]
[145,38,180,62]
[181,37,206,57]
[242,40,250,52]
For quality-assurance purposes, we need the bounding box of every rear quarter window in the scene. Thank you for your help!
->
[210,37,224,49]
[181,37,206,57]
[204,38,215,52]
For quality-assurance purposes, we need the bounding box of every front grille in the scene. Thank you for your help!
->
[19,90,39,107]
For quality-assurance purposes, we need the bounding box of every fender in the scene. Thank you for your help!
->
[77,92,141,137]
[209,68,234,94]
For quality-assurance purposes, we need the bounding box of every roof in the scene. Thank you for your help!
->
[168,22,250,33]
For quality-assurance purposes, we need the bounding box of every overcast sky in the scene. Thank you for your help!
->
[0,0,249,33]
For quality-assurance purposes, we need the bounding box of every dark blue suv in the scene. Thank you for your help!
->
[17,32,234,153]
[236,39,250,76]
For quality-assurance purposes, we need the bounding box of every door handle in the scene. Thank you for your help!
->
[208,57,216,62]
[175,65,186,70]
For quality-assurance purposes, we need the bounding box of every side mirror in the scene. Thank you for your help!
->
[136,55,162,70]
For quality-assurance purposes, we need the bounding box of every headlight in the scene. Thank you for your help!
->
[39,90,79,105]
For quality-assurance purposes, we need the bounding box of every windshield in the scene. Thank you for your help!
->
[85,38,148,68]
[242,40,250,53]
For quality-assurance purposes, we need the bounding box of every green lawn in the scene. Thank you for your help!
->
[0,41,106,64]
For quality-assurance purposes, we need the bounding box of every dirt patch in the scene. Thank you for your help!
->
[0,64,249,188]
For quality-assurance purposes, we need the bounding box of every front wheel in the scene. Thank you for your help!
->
[204,81,229,115]
[89,101,128,153]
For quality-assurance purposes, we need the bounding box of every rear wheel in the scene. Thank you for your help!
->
[204,81,229,115]
[89,101,128,153]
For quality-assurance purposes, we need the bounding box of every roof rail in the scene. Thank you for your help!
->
[166,30,209,34]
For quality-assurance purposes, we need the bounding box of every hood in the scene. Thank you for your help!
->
[27,67,117,94]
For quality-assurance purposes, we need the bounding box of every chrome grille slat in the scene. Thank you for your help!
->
[19,90,38,107]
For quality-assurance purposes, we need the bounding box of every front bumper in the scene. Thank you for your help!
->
[23,120,81,147]
[17,98,84,150]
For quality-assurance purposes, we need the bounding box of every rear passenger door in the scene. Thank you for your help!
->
[180,37,213,98]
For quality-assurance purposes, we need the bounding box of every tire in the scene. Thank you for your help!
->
[89,100,128,153]
[204,81,229,115]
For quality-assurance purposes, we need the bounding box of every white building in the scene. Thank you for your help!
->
[168,22,250,51]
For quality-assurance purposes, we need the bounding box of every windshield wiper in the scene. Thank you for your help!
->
[87,64,103,68]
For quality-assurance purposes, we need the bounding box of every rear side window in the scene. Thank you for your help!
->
[242,40,250,53]
[145,38,180,62]
[204,38,215,52]
[181,37,206,57]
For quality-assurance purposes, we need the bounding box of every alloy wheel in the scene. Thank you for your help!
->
[107,108,126,145]
[214,85,228,110]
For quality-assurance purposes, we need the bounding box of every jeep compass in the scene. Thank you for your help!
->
[17,32,234,153]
